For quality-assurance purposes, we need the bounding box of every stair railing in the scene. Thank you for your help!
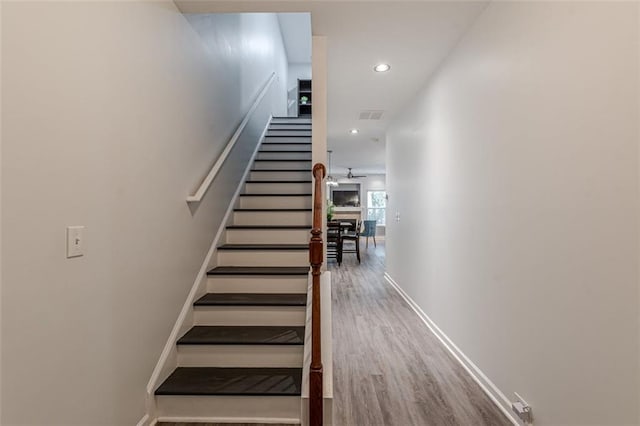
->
[309,162,326,426]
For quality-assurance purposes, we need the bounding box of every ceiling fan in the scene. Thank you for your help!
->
[346,168,367,179]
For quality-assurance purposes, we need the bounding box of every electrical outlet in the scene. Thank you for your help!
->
[512,392,532,424]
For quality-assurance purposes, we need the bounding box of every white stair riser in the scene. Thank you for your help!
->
[156,395,301,420]
[177,345,303,367]
[253,161,311,170]
[271,118,311,124]
[256,151,311,160]
[260,143,311,151]
[266,131,312,137]
[269,124,311,131]
[207,276,308,293]
[226,229,310,244]
[233,211,311,226]
[245,182,311,194]
[217,250,308,267]
[263,136,311,143]
[239,195,311,209]
[250,170,310,181]
[193,306,306,326]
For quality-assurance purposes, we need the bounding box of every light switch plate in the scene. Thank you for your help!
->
[67,226,85,258]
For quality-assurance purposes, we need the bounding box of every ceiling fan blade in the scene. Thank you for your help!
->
[346,168,367,179]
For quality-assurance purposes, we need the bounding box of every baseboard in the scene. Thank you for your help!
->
[383,272,520,426]
[136,414,150,426]
[143,115,272,422]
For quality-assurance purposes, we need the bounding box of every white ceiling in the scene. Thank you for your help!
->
[277,13,312,63]
[177,1,488,175]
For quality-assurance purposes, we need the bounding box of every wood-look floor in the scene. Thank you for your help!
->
[330,241,511,426]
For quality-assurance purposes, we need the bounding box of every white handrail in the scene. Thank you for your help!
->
[186,72,276,203]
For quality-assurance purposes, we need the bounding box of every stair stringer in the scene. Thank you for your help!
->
[143,116,272,425]
[301,271,334,426]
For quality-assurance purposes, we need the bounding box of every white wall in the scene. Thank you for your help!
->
[387,2,639,425]
[1,3,288,425]
[186,13,289,117]
[287,62,312,92]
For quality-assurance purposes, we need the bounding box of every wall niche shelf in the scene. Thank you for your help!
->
[298,79,312,116]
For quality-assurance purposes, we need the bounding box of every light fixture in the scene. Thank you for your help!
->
[350,129,359,134]
[374,63,391,73]
[326,150,339,187]
[326,175,339,187]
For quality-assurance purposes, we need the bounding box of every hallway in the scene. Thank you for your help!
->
[331,242,511,426]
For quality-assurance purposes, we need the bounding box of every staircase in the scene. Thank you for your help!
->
[154,116,313,424]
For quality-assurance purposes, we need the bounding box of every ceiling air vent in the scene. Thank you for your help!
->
[359,110,384,120]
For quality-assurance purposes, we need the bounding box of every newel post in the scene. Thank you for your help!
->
[309,163,326,426]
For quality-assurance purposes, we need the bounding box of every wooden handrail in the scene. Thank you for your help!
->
[309,163,326,426]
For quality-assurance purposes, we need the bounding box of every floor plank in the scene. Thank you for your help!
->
[330,241,511,426]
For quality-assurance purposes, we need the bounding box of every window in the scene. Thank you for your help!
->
[367,191,386,225]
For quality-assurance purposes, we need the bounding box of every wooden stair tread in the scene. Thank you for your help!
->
[218,244,308,250]
[178,325,305,345]
[261,142,312,145]
[258,150,311,153]
[265,137,311,139]
[155,367,302,396]
[207,266,309,276]
[226,225,311,229]
[240,193,311,196]
[266,133,311,135]
[234,208,311,211]
[250,169,311,172]
[254,159,312,162]
[245,180,312,183]
[194,293,307,307]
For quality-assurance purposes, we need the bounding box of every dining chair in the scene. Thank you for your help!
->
[326,222,342,265]
[341,219,361,263]
[362,220,377,248]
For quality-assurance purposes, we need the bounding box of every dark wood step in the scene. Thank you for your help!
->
[254,159,312,162]
[245,180,312,184]
[239,193,311,197]
[264,134,311,137]
[226,225,311,229]
[178,325,305,345]
[263,138,311,142]
[258,150,311,153]
[218,244,308,251]
[262,142,312,145]
[155,367,302,396]
[207,266,309,276]
[272,116,311,119]
[250,169,310,172]
[234,208,311,212]
[266,132,311,136]
[194,293,307,307]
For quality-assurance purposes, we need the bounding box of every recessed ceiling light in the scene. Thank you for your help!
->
[350,129,359,134]
[374,63,391,73]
